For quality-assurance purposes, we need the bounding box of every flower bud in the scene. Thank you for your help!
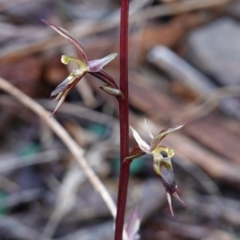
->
[100,85,124,99]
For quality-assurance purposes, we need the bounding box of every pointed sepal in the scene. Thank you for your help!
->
[166,192,186,216]
[50,69,86,100]
[50,71,86,116]
[88,53,117,72]
[173,192,187,207]
[50,88,71,117]
[151,122,186,150]
[41,19,88,64]
[130,126,151,154]
[166,192,174,216]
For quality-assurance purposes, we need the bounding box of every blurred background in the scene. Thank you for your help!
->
[0,0,240,239]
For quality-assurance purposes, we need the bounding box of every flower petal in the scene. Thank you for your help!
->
[130,126,151,154]
[88,53,117,72]
[41,19,88,64]
[151,122,186,150]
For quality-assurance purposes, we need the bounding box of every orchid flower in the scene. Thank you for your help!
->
[128,120,187,216]
[42,19,122,116]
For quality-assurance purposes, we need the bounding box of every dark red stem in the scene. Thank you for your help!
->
[114,0,130,240]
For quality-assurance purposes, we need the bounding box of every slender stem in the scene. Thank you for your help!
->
[115,0,130,240]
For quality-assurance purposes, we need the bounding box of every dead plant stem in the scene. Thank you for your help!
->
[0,77,117,224]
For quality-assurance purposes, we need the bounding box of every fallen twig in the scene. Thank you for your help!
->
[0,77,117,228]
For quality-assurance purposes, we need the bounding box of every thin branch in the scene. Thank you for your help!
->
[0,77,117,221]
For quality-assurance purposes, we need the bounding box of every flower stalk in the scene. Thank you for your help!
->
[114,0,130,239]
[43,3,187,237]
[43,17,130,239]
